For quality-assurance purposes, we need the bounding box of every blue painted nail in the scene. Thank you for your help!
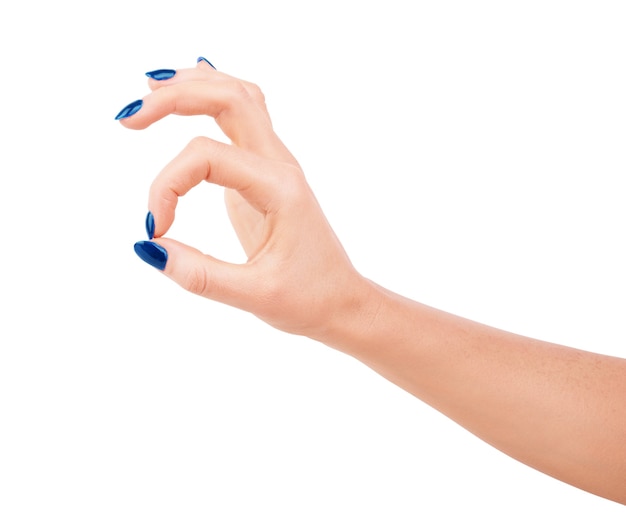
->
[134,241,168,271]
[115,99,143,120]
[145,211,155,240]
[145,69,176,80]
[197,56,216,69]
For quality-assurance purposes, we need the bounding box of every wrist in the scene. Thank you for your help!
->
[311,274,390,358]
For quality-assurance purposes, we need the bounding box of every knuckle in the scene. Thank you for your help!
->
[183,266,211,296]
[276,166,309,203]
[186,135,211,152]
[226,80,250,103]
[245,81,266,105]
[225,79,265,108]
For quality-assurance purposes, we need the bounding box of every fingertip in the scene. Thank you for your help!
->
[145,69,177,81]
[145,211,155,240]
[148,237,211,293]
[145,205,174,240]
[146,69,177,92]
[115,87,179,129]
[115,99,143,121]
[138,237,255,310]
[197,56,216,70]
[148,183,178,239]
[134,240,168,271]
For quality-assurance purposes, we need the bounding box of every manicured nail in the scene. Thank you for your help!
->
[145,69,176,81]
[134,241,168,271]
[145,211,155,240]
[115,99,143,120]
[197,56,216,69]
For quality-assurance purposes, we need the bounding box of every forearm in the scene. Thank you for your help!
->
[319,277,626,504]
[123,63,625,505]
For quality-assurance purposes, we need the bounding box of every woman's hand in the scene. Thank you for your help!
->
[117,60,626,505]
[117,60,373,339]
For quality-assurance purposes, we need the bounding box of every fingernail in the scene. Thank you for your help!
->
[145,69,176,81]
[145,211,155,239]
[115,99,143,120]
[197,56,216,69]
[134,241,168,271]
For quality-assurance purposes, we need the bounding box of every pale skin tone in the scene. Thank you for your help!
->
[119,60,626,505]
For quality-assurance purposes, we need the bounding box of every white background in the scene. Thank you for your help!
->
[1,1,625,518]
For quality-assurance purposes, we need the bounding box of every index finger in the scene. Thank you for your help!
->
[148,136,294,238]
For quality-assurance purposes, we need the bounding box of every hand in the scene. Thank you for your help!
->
[118,60,372,339]
[117,61,626,506]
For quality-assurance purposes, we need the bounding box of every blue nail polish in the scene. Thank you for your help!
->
[197,56,216,69]
[134,241,168,271]
[145,69,176,80]
[115,99,143,120]
[145,211,155,240]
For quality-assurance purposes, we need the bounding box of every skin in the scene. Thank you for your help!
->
[119,60,626,505]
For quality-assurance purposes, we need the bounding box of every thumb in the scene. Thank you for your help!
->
[133,238,254,309]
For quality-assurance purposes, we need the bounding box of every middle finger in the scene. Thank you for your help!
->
[119,76,296,164]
